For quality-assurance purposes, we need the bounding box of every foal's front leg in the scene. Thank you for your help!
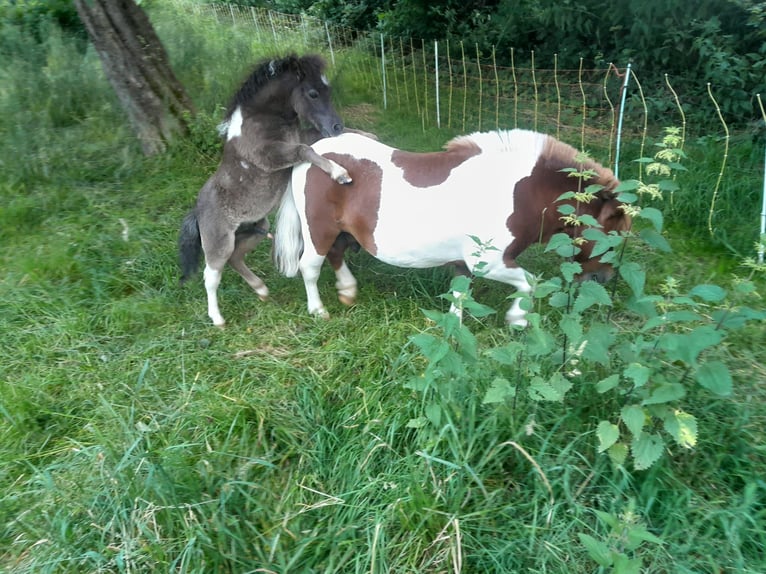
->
[301,146,352,184]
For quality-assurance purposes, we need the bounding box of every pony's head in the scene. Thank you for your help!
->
[514,134,631,284]
[225,54,343,138]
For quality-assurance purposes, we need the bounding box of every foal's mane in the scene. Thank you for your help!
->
[224,53,327,119]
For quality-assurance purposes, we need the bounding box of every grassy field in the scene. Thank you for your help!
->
[1,7,765,573]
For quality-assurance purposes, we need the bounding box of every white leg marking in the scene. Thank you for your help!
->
[328,159,352,184]
[448,290,465,320]
[299,251,330,319]
[334,262,358,306]
[204,265,225,327]
[466,251,532,327]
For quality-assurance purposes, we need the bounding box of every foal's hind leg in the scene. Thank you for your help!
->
[229,221,270,302]
[200,228,236,327]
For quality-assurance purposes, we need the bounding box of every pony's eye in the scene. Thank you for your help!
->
[308,89,319,99]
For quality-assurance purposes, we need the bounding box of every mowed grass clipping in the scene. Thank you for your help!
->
[2,7,766,574]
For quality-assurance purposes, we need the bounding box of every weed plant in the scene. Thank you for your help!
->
[1,7,765,574]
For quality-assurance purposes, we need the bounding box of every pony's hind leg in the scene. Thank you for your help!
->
[229,220,270,301]
[327,233,358,306]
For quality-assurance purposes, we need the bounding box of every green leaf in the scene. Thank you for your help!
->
[637,206,663,232]
[690,284,726,302]
[482,377,516,404]
[663,410,698,448]
[615,179,640,193]
[409,333,450,362]
[608,442,629,466]
[597,421,620,453]
[557,203,576,215]
[556,191,577,202]
[577,214,601,227]
[534,277,562,298]
[488,342,523,365]
[624,363,650,388]
[582,322,614,366]
[559,313,583,344]
[631,432,665,470]
[527,326,556,356]
[658,325,724,365]
[545,232,573,253]
[425,403,441,427]
[549,291,570,308]
[626,525,664,548]
[639,228,672,252]
[577,533,613,567]
[528,374,571,402]
[642,382,686,405]
[555,243,581,258]
[694,361,733,396]
[621,405,646,438]
[619,262,646,298]
[573,281,612,313]
[560,261,583,282]
[613,553,643,574]
[406,417,428,428]
[596,374,620,393]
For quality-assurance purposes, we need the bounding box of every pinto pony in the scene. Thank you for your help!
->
[178,54,353,327]
[273,130,630,325]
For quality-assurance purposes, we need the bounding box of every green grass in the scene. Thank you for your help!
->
[2,8,766,574]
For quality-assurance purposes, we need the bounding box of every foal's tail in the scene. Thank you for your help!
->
[178,210,202,283]
[273,180,304,277]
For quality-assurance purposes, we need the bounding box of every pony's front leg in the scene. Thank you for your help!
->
[467,256,532,327]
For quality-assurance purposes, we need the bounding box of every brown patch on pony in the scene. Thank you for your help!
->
[503,135,627,269]
[391,137,481,188]
[304,153,383,257]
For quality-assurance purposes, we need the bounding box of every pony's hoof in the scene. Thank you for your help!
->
[338,294,356,307]
[508,317,528,328]
[338,174,353,185]
[312,308,330,320]
[258,294,269,302]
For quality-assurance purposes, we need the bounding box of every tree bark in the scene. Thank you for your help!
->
[74,0,195,155]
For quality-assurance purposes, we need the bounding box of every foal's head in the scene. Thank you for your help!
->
[226,53,344,138]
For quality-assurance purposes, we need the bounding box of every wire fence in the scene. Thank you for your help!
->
[181,1,766,260]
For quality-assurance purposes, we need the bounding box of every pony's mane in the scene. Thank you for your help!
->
[223,53,327,119]
[540,136,619,192]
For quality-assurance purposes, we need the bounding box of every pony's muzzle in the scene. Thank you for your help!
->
[577,267,613,284]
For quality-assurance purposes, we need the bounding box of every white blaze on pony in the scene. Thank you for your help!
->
[274,130,630,326]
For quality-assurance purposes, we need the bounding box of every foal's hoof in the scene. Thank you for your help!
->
[258,294,269,302]
[338,174,353,185]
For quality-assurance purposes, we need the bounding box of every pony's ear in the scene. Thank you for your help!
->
[267,59,278,77]
[597,197,621,226]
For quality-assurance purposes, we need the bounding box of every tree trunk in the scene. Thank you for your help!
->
[74,0,195,155]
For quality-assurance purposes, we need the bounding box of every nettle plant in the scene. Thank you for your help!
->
[402,127,764,471]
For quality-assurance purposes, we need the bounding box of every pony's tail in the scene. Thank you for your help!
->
[273,180,303,277]
[178,210,202,283]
